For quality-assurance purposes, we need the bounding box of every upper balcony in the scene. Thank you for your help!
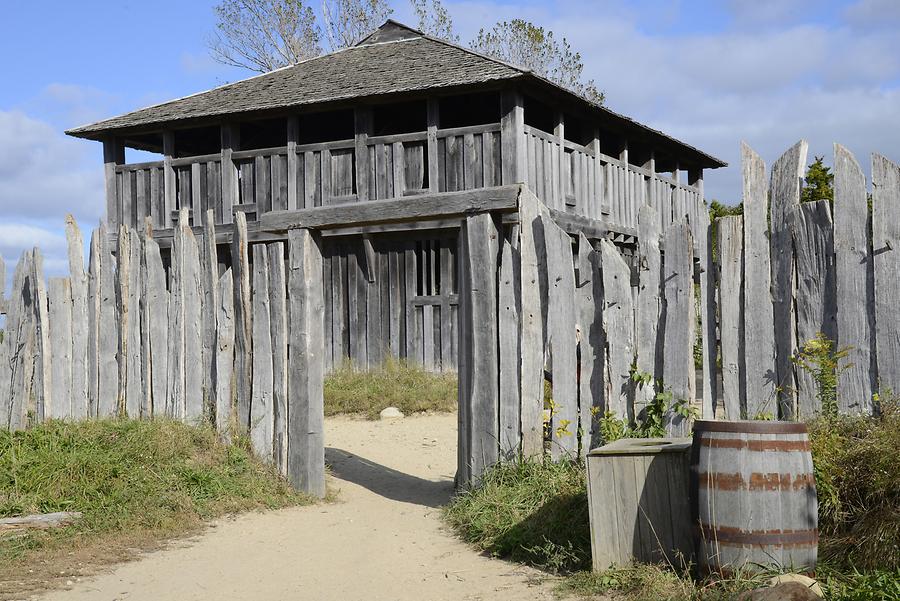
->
[104,91,708,244]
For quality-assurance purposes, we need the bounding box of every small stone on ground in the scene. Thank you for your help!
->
[379,406,405,419]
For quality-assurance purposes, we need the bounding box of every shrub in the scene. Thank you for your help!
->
[324,358,457,419]
[809,396,900,569]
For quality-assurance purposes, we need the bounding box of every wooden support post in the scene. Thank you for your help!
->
[287,116,300,210]
[251,245,274,462]
[662,223,695,435]
[163,132,176,229]
[287,228,326,498]
[355,107,372,202]
[427,98,440,193]
[718,216,745,419]
[593,129,609,217]
[221,124,239,224]
[498,233,521,459]
[102,138,124,230]
[268,243,289,475]
[555,112,566,205]
[500,90,525,185]
[635,205,662,419]
[458,212,500,485]
[142,234,168,418]
[215,269,235,439]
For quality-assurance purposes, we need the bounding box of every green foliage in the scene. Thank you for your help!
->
[411,0,457,41]
[444,459,590,573]
[470,19,604,104]
[801,155,834,204]
[791,333,851,417]
[707,199,743,262]
[818,566,900,601]
[599,372,699,443]
[323,358,457,419]
[809,397,900,569]
[0,419,308,570]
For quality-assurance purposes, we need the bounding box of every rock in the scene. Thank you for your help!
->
[736,581,822,601]
[380,407,405,420]
[768,574,823,598]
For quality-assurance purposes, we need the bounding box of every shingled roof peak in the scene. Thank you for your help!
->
[355,20,425,46]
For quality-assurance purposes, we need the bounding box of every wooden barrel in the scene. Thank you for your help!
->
[690,420,817,575]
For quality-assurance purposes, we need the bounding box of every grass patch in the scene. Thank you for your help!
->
[324,358,457,419]
[444,459,590,574]
[0,418,311,599]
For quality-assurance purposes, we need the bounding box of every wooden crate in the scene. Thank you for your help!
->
[586,438,692,570]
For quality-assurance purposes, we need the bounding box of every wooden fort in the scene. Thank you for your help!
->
[67,20,725,375]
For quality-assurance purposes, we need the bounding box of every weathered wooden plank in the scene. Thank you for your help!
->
[600,240,634,421]
[261,185,522,232]
[287,117,300,210]
[231,212,253,430]
[833,145,874,414]
[576,233,603,455]
[388,248,402,358]
[517,189,546,457]
[543,213,578,458]
[717,215,745,420]
[404,244,418,363]
[458,212,500,484]
[65,216,89,419]
[287,228,326,498]
[354,107,372,202]
[366,244,383,367]
[498,236,521,459]
[251,245,274,463]
[872,153,900,396]
[89,224,119,417]
[29,250,51,422]
[2,253,34,429]
[117,226,143,418]
[201,211,219,414]
[770,140,808,418]
[662,223,695,435]
[215,269,235,439]
[347,249,361,365]
[266,243,288,474]
[697,202,717,419]
[635,205,662,419]
[48,278,73,420]
[183,213,204,421]
[741,143,777,419]
[142,233,168,418]
[789,200,837,417]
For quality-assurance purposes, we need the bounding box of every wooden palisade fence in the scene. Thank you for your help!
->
[718,142,899,420]
[1,142,896,489]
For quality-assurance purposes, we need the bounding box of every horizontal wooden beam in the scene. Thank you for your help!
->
[259,185,524,232]
[548,208,608,240]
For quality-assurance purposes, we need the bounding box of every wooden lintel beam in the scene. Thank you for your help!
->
[259,185,523,232]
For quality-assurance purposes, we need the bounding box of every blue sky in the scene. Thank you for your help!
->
[2,0,899,277]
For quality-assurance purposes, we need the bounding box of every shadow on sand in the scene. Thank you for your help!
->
[325,447,455,508]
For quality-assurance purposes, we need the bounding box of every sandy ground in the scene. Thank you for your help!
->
[37,413,558,601]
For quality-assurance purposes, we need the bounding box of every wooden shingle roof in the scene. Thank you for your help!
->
[66,21,726,168]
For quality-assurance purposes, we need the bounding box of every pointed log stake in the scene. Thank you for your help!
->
[216,269,235,441]
[576,233,602,455]
[662,222,695,436]
[770,140,808,418]
[48,278,74,420]
[833,145,874,414]
[600,239,634,422]
[268,243,289,475]
[635,205,662,419]
[231,212,253,431]
[251,245,274,463]
[741,143,777,419]
[143,233,168,417]
[4,253,35,429]
[65,216,89,419]
[201,210,219,415]
[30,249,52,421]
[717,215,745,419]
[873,153,900,394]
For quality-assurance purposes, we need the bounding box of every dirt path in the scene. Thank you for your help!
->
[38,413,557,601]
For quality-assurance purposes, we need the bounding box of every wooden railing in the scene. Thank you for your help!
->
[523,124,704,233]
[112,122,702,236]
